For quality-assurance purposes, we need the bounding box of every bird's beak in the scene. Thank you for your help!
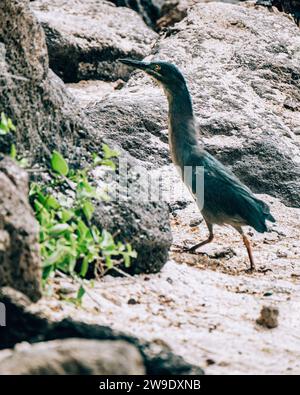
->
[119,58,149,71]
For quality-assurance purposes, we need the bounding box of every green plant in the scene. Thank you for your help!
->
[30,149,137,292]
[0,112,28,167]
[0,112,16,135]
[1,112,133,303]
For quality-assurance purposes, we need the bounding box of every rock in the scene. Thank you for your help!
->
[0,339,145,375]
[189,218,203,227]
[0,158,42,302]
[31,0,157,82]
[256,305,279,328]
[157,1,244,29]
[110,0,165,28]
[256,1,300,26]
[93,187,172,274]
[0,0,97,164]
[157,0,192,29]
[85,86,170,168]
[208,247,236,260]
[0,287,204,375]
[89,2,300,207]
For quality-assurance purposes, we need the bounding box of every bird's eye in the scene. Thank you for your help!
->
[153,65,161,73]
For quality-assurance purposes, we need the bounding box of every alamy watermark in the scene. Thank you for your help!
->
[0,302,6,327]
[94,158,205,209]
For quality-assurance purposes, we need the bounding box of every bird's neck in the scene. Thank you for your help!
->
[165,83,198,168]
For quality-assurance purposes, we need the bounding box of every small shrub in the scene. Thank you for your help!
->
[1,112,137,303]
[30,148,137,287]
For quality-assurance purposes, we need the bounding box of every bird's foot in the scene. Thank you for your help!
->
[243,266,272,274]
[257,266,273,274]
[172,243,208,256]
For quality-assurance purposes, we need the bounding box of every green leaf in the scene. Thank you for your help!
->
[42,265,54,281]
[102,144,119,159]
[18,157,29,168]
[10,144,17,160]
[77,220,89,239]
[7,117,16,132]
[77,285,86,303]
[48,223,70,236]
[82,200,94,221]
[45,195,60,210]
[101,229,115,249]
[60,209,74,222]
[80,257,89,277]
[100,159,116,170]
[51,151,69,176]
[0,112,16,134]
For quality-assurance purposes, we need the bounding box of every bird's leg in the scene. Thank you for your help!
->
[188,222,214,253]
[237,228,255,272]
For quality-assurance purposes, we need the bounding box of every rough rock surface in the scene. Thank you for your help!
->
[88,2,300,207]
[0,0,96,164]
[0,339,145,375]
[31,0,157,82]
[0,287,204,375]
[110,0,165,27]
[256,1,300,26]
[157,0,195,28]
[86,86,169,168]
[94,191,172,274]
[157,1,243,29]
[0,157,42,302]
[256,305,279,328]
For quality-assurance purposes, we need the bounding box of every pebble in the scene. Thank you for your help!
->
[189,218,203,227]
[256,306,279,329]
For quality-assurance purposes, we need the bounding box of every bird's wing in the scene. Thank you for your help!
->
[186,147,275,231]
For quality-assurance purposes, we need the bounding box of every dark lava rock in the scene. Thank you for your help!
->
[93,184,172,274]
[0,0,97,165]
[0,158,42,302]
[110,0,165,28]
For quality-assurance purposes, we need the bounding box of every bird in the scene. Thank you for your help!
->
[119,58,276,272]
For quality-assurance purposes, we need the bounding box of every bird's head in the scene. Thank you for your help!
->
[119,58,186,91]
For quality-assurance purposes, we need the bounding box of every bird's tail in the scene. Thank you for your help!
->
[266,212,276,223]
[244,196,276,233]
[257,199,276,223]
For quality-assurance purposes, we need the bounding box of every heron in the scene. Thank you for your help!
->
[119,59,275,272]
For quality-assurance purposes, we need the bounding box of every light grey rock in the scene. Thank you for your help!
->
[0,157,42,302]
[0,338,145,375]
[31,0,157,82]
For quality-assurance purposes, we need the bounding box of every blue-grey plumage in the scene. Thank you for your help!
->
[119,58,276,271]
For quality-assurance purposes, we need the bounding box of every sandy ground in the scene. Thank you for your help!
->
[34,192,300,375]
